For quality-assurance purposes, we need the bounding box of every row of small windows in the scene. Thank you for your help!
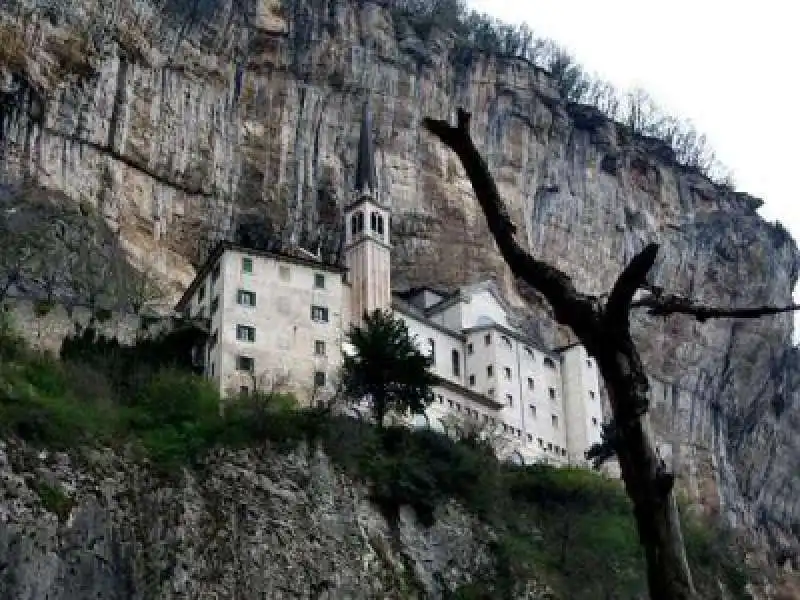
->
[466,336,559,369]
[351,210,385,236]
[437,396,566,454]
[233,287,331,325]
[201,259,326,297]
[235,354,327,388]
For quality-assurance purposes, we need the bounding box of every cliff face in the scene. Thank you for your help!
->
[0,440,497,599]
[0,0,798,565]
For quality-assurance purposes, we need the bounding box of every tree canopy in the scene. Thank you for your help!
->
[342,309,437,428]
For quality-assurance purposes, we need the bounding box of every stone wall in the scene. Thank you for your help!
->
[2,296,160,353]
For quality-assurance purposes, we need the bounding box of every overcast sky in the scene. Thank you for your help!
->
[467,0,800,300]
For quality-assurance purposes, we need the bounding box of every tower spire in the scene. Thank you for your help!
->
[355,100,377,195]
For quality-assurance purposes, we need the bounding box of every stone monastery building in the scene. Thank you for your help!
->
[176,105,603,467]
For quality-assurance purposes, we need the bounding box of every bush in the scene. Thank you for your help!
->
[0,23,26,72]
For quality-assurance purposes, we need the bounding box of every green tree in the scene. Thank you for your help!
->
[342,309,436,428]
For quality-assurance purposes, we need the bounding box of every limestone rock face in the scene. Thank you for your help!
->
[0,0,798,566]
[0,440,494,599]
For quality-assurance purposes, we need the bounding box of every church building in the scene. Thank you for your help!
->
[175,104,603,467]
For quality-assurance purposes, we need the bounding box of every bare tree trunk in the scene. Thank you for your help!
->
[423,109,695,599]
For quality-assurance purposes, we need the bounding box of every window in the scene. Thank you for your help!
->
[551,415,559,429]
[505,393,513,406]
[586,359,592,368]
[527,377,534,390]
[501,335,511,349]
[209,329,218,349]
[456,403,461,412]
[351,211,364,234]
[240,386,249,396]
[561,448,567,457]
[487,388,495,397]
[589,390,596,400]
[527,433,533,442]
[197,284,206,303]
[211,263,221,283]
[487,365,493,377]
[242,257,253,273]
[484,333,491,345]
[279,266,290,281]
[428,338,435,362]
[314,273,325,289]
[448,399,454,408]
[547,442,553,451]
[504,366,512,380]
[549,387,556,400]
[451,349,460,376]
[370,212,377,231]
[524,347,533,358]
[554,445,560,454]
[237,289,256,306]
[210,362,215,376]
[314,371,326,387]
[210,295,219,315]
[537,438,543,448]
[544,356,556,369]
[315,340,326,355]
[236,325,256,342]
[529,404,536,418]
[467,342,474,354]
[517,430,522,438]
[437,394,443,404]
[311,305,329,322]
[236,355,254,373]
[377,214,384,235]
[592,417,598,426]
[469,374,476,386]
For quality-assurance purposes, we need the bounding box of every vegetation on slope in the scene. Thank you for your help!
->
[0,317,752,598]
[281,0,734,185]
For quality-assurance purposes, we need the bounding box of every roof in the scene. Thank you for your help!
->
[175,240,347,312]
[391,296,466,340]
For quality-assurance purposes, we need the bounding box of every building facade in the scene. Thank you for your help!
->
[175,104,604,467]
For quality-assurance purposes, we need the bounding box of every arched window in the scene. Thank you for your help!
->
[370,212,377,231]
[356,211,364,232]
[377,214,384,235]
[451,349,461,376]
[351,214,358,235]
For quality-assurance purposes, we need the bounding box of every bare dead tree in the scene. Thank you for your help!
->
[423,108,799,600]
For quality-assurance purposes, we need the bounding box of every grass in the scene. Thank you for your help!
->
[0,321,751,597]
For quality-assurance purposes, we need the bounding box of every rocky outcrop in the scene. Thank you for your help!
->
[0,0,798,568]
[0,439,496,599]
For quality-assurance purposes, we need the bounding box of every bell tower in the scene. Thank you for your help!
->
[344,101,391,325]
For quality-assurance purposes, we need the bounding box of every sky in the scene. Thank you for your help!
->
[467,0,800,302]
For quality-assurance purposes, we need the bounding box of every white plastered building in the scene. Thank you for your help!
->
[175,103,604,467]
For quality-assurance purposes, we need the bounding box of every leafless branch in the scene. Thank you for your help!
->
[633,292,800,322]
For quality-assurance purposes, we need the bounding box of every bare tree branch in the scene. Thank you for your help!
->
[422,108,599,340]
[633,292,800,322]
[605,243,660,326]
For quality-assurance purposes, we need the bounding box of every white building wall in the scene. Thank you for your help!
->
[461,289,509,328]
[400,311,466,386]
[209,250,347,404]
[561,345,603,466]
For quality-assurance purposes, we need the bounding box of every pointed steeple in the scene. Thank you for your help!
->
[355,100,377,195]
